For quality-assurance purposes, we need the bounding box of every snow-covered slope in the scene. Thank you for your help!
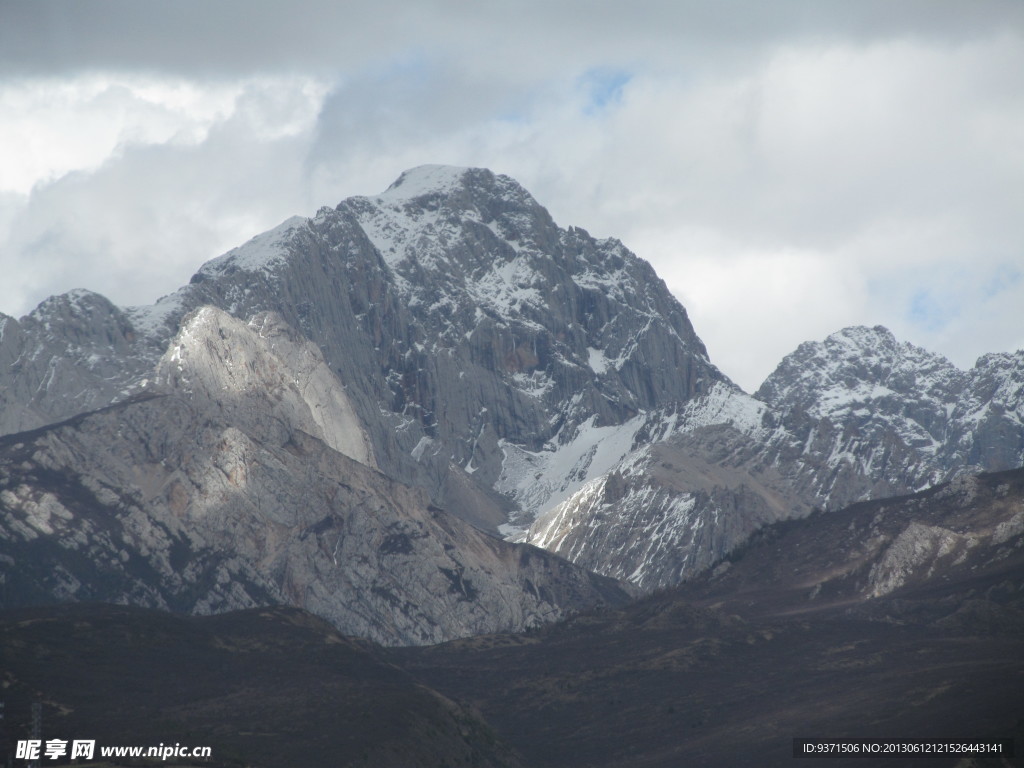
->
[517,384,798,588]
[757,325,963,458]
[947,349,1024,471]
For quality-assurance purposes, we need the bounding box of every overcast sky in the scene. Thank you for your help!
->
[2,1,1022,392]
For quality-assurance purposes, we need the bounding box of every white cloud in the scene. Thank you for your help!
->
[0,76,245,195]
[1,2,1022,394]
[632,232,868,391]
[0,74,328,314]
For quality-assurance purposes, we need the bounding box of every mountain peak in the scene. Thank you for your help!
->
[827,324,897,349]
[379,164,476,200]
[28,288,117,321]
[374,165,540,210]
[195,215,308,280]
[818,325,959,378]
[756,324,963,415]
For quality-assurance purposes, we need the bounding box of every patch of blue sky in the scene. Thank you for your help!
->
[981,263,1021,299]
[908,289,957,332]
[370,48,435,81]
[579,68,632,115]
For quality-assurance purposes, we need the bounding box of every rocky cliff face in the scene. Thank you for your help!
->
[524,325,1024,588]
[524,422,809,589]
[517,386,797,589]
[756,325,1024,507]
[0,307,630,645]
[946,349,1024,471]
[1,166,1022,607]
[174,166,725,530]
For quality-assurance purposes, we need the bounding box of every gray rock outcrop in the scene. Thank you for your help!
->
[0,307,630,645]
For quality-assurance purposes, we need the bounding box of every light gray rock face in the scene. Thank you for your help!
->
[155,307,376,468]
[0,307,630,645]
[866,520,978,598]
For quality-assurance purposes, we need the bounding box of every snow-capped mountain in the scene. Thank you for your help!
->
[757,325,1024,504]
[1,165,1022,617]
[1,165,729,533]
[524,325,1024,587]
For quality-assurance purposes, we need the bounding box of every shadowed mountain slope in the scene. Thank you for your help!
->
[395,467,1024,767]
[3,468,1021,767]
[0,603,525,768]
